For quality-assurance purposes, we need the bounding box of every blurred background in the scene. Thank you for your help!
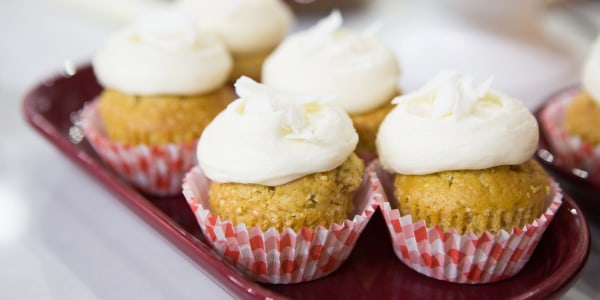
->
[1,0,599,299]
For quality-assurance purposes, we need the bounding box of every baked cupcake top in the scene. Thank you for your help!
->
[262,10,400,115]
[178,0,294,55]
[583,36,600,103]
[197,77,358,186]
[93,10,232,96]
[377,70,538,175]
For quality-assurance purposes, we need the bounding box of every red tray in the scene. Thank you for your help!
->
[23,64,590,299]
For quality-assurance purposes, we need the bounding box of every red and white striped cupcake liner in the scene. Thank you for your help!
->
[79,101,197,196]
[182,166,381,284]
[540,90,600,182]
[367,161,563,284]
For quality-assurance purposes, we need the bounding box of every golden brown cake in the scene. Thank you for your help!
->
[198,77,362,231]
[351,101,396,152]
[375,71,561,284]
[92,14,235,147]
[262,11,401,154]
[393,159,550,235]
[565,91,600,145]
[98,87,232,145]
[208,153,364,231]
[229,50,271,82]
[377,70,548,235]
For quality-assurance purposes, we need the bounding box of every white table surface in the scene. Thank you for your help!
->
[1,0,599,299]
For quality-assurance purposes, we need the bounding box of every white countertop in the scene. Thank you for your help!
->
[1,0,599,299]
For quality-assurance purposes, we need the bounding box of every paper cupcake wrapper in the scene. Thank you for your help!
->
[78,101,197,196]
[540,90,600,182]
[367,161,563,284]
[182,166,381,284]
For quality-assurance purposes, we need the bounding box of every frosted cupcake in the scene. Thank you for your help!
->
[373,70,563,283]
[81,10,233,195]
[179,0,294,81]
[182,77,379,283]
[540,37,600,180]
[262,10,401,153]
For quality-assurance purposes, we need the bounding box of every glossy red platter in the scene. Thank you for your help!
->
[535,86,600,219]
[23,64,590,299]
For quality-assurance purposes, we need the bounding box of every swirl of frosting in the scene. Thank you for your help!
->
[197,77,358,186]
[178,0,294,55]
[262,10,400,115]
[583,36,600,104]
[93,9,232,96]
[377,70,539,175]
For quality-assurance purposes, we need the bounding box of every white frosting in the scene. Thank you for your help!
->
[197,77,358,186]
[178,0,294,55]
[377,71,539,175]
[583,36,600,104]
[262,10,400,114]
[93,9,232,95]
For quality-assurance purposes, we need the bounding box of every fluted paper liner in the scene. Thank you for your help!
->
[367,161,563,284]
[182,166,380,284]
[79,101,197,196]
[540,89,600,183]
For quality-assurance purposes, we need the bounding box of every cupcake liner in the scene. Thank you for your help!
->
[78,101,197,196]
[367,161,563,284]
[182,166,381,284]
[540,90,600,182]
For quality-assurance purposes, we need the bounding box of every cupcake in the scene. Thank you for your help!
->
[540,37,600,180]
[262,10,401,153]
[80,10,233,195]
[182,77,379,283]
[374,70,563,283]
[178,0,294,81]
